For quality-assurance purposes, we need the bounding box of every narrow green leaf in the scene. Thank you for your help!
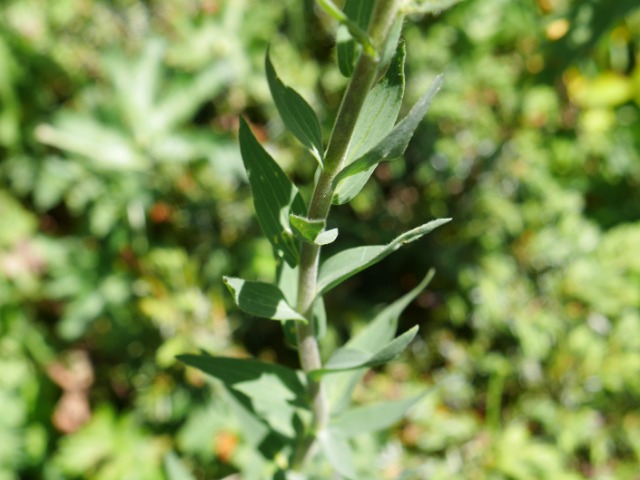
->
[324,270,435,413]
[315,228,339,245]
[349,269,435,352]
[336,0,375,77]
[332,74,444,205]
[362,325,419,365]
[239,118,306,267]
[336,25,356,78]
[177,354,308,439]
[314,296,328,340]
[223,276,307,322]
[318,428,356,479]
[266,51,324,166]
[164,452,196,480]
[316,219,450,296]
[177,354,307,402]
[289,214,339,246]
[330,391,428,437]
[339,73,443,179]
[275,260,301,348]
[310,326,419,378]
[233,374,300,437]
[347,40,406,162]
[377,15,404,76]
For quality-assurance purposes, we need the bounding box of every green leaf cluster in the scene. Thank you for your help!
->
[179,2,449,476]
[3,0,639,479]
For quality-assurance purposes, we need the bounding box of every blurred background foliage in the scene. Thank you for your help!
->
[1,0,639,478]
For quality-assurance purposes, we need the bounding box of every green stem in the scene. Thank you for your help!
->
[315,0,377,57]
[293,0,403,470]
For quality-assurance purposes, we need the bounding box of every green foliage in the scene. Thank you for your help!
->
[336,0,376,77]
[223,277,308,323]
[2,0,640,478]
[316,219,449,296]
[266,51,325,167]
[239,117,307,267]
[183,3,448,476]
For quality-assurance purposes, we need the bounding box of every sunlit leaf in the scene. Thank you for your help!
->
[266,51,324,166]
[177,354,307,405]
[290,214,339,246]
[316,219,450,296]
[349,270,435,351]
[333,74,443,205]
[310,325,419,378]
[330,391,428,437]
[239,118,306,267]
[377,15,404,75]
[347,40,406,162]
[324,271,435,413]
[223,276,307,322]
[318,427,356,479]
[177,354,308,438]
[164,451,196,480]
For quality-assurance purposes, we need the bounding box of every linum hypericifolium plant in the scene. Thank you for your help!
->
[179,0,450,478]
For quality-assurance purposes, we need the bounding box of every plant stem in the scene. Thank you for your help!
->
[293,0,403,469]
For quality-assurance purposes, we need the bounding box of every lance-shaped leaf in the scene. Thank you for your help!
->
[177,354,307,403]
[330,391,428,437]
[164,452,196,480]
[177,354,308,438]
[336,0,376,77]
[318,427,356,479]
[316,218,450,296]
[223,276,307,322]
[349,269,435,351]
[310,325,419,379]
[289,214,339,246]
[377,15,404,76]
[239,118,306,267]
[323,271,435,413]
[347,40,406,162]
[266,52,324,167]
[332,74,444,205]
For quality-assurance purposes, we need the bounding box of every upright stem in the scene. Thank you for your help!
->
[293,0,402,468]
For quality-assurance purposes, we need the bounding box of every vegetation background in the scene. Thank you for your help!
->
[1,0,639,478]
